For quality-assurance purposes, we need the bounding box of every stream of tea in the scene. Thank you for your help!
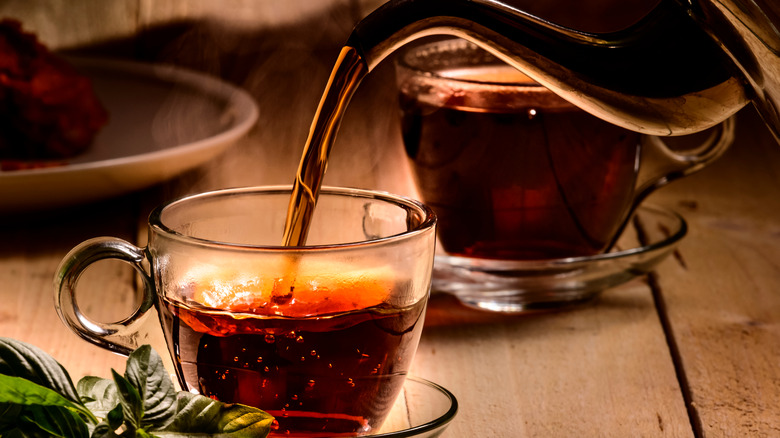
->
[281,46,368,247]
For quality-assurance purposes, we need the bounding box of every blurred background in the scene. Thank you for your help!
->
[0,0,662,200]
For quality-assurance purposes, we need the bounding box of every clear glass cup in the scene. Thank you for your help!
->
[55,186,437,437]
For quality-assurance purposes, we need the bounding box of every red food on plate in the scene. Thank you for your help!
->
[0,19,108,167]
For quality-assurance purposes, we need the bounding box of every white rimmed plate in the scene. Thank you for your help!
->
[0,57,258,211]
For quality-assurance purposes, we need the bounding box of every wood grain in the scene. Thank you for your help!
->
[0,196,146,379]
[647,109,780,437]
[414,284,694,437]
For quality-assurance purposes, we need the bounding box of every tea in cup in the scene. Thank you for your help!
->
[55,186,437,436]
[395,38,734,308]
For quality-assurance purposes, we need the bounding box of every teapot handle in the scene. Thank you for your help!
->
[54,237,155,356]
[633,116,736,208]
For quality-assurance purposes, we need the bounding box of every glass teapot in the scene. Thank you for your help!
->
[346,0,780,141]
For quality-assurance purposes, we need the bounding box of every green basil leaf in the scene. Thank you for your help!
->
[0,374,97,424]
[0,337,81,404]
[89,410,127,438]
[19,404,90,438]
[78,378,125,438]
[90,423,116,438]
[1,341,273,438]
[111,370,142,431]
[136,429,159,438]
[153,392,274,438]
[124,345,177,427]
[0,422,54,438]
[0,401,24,424]
[78,376,120,418]
[106,403,125,431]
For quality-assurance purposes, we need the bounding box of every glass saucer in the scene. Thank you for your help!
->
[432,204,687,313]
[370,376,458,437]
[266,376,456,437]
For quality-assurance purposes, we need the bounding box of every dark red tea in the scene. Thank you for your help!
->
[399,65,640,260]
[158,276,426,437]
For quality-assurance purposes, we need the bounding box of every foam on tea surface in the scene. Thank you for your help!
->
[180,261,394,316]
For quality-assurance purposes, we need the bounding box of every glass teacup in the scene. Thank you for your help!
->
[55,186,437,436]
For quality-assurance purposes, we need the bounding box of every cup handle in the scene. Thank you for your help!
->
[633,116,736,206]
[54,237,155,356]
[604,117,735,252]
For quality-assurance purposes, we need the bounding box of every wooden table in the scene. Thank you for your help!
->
[2,6,780,435]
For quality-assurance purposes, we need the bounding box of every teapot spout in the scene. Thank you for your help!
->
[348,0,748,136]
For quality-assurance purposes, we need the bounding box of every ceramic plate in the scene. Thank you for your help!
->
[0,57,258,211]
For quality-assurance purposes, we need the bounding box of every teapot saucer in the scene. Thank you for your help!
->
[432,204,686,313]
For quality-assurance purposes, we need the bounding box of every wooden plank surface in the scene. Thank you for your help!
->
[0,197,143,379]
[647,108,780,437]
[414,285,694,437]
